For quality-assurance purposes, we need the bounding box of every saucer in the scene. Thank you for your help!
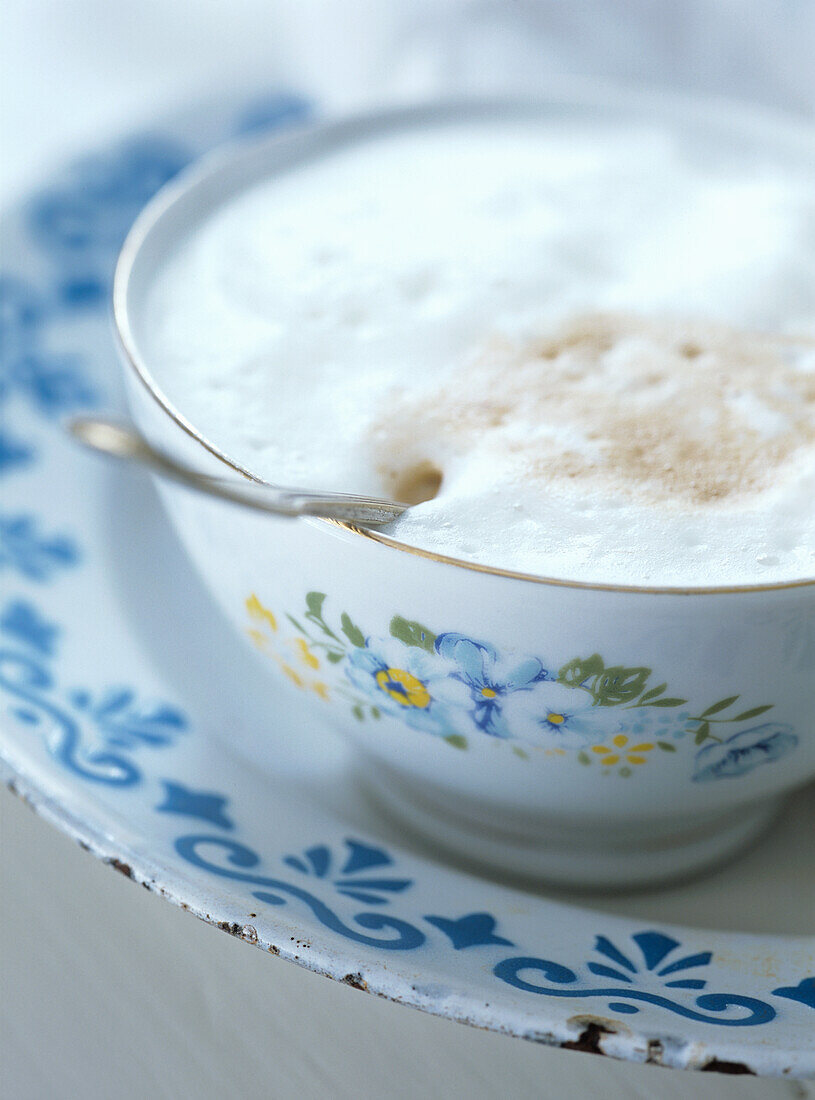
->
[1,90,813,1080]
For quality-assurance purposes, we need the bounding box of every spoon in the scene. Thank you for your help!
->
[68,416,408,526]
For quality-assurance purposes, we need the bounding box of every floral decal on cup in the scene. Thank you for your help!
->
[580,734,662,777]
[693,723,798,782]
[244,592,798,781]
[346,638,473,743]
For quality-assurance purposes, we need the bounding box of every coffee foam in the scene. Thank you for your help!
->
[141,119,815,585]
[371,315,815,508]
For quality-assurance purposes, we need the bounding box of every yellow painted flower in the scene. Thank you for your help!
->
[273,655,331,700]
[291,636,320,670]
[246,594,277,632]
[244,595,330,701]
[592,733,655,767]
[278,661,304,688]
[346,636,473,737]
[374,667,431,709]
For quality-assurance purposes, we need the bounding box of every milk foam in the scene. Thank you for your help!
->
[141,118,815,585]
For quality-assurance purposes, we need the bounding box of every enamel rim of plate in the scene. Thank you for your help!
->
[112,92,815,596]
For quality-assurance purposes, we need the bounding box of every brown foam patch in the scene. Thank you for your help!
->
[369,313,815,508]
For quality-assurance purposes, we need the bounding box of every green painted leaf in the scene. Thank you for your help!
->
[558,654,604,689]
[657,741,677,752]
[351,705,364,721]
[286,614,307,634]
[444,734,467,750]
[325,650,344,664]
[577,751,591,765]
[389,615,436,652]
[732,704,773,722]
[694,722,710,745]
[646,697,687,708]
[512,746,529,760]
[699,694,739,718]
[593,666,651,706]
[306,592,326,617]
[304,591,341,642]
[618,766,632,778]
[370,707,381,719]
[638,683,667,703]
[340,612,365,647]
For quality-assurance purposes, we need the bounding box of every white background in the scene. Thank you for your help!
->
[4,0,815,201]
[2,2,814,1097]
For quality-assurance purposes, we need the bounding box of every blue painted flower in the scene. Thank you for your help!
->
[434,632,547,738]
[0,514,78,581]
[0,599,59,655]
[283,838,412,906]
[502,680,624,748]
[29,188,120,260]
[8,353,96,416]
[0,599,187,786]
[0,428,33,475]
[68,687,187,749]
[693,723,798,782]
[27,136,190,304]
[0,275,43,362]
[157,781,233,830]
[494,929,777,1025]
[76,137,190,206]
[773,977,815,1010]
[587,930,713,993]
[29,137,189,257]
[346,636,472,739]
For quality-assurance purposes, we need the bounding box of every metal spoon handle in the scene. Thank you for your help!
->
[68,416,407,526]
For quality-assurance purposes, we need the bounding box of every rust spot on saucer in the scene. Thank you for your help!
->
[216,920,258,943]
[342,972,368,991]
[108,857,134,880]
[560,1021,613,1055]
[700,1058,756,1075]
[646,1039,664,1065]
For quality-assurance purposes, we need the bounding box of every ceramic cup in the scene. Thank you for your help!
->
[114,95,815,888]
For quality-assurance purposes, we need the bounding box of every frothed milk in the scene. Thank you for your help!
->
[142,118,815,586]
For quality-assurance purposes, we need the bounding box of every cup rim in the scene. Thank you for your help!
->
[113,90,815,597]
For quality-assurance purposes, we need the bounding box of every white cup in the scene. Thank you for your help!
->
[115,94,815,888]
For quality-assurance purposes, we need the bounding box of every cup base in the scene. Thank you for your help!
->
[362,763,783,890]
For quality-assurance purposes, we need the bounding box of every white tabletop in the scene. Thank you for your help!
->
[2,4,814,1096]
